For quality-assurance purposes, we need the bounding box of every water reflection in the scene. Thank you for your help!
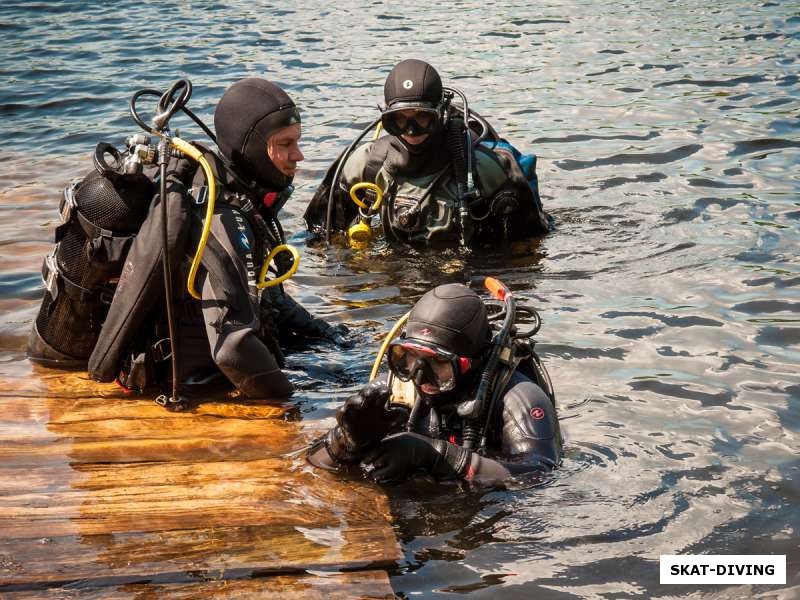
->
[0,368,401,591]
[1,0,798,597]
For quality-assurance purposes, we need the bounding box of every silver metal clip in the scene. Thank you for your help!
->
[60,180,80,223]
[191,185,208,205]
[43,249,59,301]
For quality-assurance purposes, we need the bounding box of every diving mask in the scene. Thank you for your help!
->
[381,107,440,138]
[387,339,472,394]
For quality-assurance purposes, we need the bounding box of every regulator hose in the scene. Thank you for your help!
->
[447,115,472,245]
[325,116,382,242]
[369,311,411,381]
[130,80,196,408]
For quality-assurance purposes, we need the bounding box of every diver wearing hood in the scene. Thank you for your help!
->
[304,59,553,247]
[307,284,561,484]
[86,78,348,399]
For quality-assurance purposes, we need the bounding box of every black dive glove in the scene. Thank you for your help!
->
[323,322,352,347]
[324,381,408,464]
[296,315,352,347]
[362,432,472,484]
[266,287,354,347]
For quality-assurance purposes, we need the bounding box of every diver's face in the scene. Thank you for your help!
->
[267,123,304,177]
[388,343,460,396]
[395,109,433,145]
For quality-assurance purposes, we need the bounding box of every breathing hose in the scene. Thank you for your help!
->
[325,116,382,242]
[369,311,410,381]
[447,114,472,246]
[257,244,300,289]
[457,277,516,425]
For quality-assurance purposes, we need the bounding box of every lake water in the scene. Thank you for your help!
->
[1,1,798,597]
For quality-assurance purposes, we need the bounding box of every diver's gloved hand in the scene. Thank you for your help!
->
[302,315,354,347]
[265,287,353,346]
[324,322,353,347]
[274,249,295,278]
[361,432,472,484]
[325,381,407,464]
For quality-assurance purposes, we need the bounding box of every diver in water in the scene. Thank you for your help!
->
[29,78,348,400]
[304,59,552,248]
[307,283,561,484]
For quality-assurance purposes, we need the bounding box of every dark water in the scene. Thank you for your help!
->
[1,1,798,597]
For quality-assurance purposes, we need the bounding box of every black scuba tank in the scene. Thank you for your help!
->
[27,142,155,367]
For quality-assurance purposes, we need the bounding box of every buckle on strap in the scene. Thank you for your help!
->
[59,180,80,224]
[191,185,208,205]
[151,337,172,363]
[43,250,59,301]
[75,209,117,241]
[43,254,99,304]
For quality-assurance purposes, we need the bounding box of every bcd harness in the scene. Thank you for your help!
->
[86,143,292,388]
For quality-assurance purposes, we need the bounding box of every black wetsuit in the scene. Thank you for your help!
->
[409,371,560,475]
[88,151,335,399]
[309,370,561,483]
[303,120,552,246]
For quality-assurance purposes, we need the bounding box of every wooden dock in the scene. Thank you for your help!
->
[0,365,400,598]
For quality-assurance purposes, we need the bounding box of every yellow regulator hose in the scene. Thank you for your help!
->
[349,181,384,212]
[172,136,300,296]
[169,137,217,300]
[257,244,300,289]
[369,311,410,381]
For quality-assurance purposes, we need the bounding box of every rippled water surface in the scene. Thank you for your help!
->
[1,1,798,598]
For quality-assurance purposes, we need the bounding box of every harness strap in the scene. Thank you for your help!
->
[363,139,391,186]
[71,208,136,245]
[42,251,113,305]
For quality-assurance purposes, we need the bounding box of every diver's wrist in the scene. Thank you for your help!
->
[431,439,472,479]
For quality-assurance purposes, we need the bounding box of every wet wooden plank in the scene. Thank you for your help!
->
[0,368,152,401]
[0,368,292,419]
[0,368,400,592]
[0,523,398,587]
[1,570,395,599]
[0,459,393,540]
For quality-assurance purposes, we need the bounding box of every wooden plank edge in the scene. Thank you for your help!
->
[0,558,400,594]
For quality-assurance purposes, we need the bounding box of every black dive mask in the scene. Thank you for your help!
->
[381,107,441,138]
[388,338,473,394]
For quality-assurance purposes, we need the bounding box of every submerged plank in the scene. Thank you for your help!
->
[0,365,400,591]
[0,522,398,588]
[2,570,395,599]
[0,463,393,539]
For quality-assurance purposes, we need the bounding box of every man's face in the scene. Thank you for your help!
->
[267,123,304,177]
[394,109,433,145]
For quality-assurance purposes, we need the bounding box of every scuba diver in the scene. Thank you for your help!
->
[307,281,561,484]
[303,59,553,248]
[27,78,348,401]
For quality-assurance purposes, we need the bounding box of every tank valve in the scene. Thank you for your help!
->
[123,135,157,175]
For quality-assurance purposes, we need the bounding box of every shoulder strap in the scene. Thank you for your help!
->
[363,136,393,184]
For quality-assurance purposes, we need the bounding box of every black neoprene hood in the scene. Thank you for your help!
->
[384,59,443,110]
[214,78,301,189]
[405,284,490,358]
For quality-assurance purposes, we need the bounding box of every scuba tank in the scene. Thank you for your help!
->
[27,140,156,367]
